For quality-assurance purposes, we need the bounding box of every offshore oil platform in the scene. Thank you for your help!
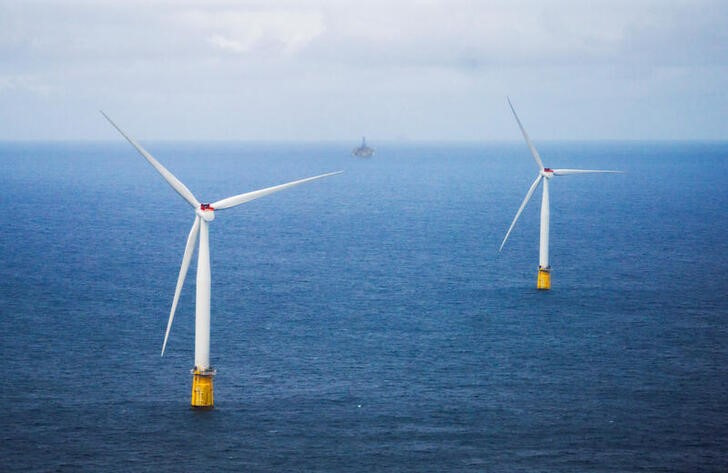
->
[352,136,375,158]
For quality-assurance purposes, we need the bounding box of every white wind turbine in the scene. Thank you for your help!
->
[102,112,342,408]
[499,98,622,290]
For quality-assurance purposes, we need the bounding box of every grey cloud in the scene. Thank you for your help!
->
[0,0,726,140]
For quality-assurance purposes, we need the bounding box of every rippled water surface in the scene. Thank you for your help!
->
[1,141,726,471]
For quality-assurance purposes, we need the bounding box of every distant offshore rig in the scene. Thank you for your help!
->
[352,136,374,158]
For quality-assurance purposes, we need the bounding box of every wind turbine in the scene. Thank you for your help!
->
[499,98,622,290]
[102,112,342,408]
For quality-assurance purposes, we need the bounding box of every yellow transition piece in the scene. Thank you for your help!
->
[537,267,551,290]
[191,368,215,409]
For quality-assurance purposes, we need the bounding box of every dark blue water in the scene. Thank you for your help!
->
[1,140,726,472]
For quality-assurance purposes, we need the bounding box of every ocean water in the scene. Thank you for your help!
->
[1,140,726,472]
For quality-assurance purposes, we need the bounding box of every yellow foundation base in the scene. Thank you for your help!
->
[191,368,216,409]
[537,267,551,290]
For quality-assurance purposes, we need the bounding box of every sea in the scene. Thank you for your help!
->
[1,140,726,472]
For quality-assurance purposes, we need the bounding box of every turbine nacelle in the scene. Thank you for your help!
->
[541,168,554,178]
[196,203,216,222]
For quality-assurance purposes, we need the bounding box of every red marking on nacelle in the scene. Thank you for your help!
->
[200,203,215,211]
[544,168,553,172]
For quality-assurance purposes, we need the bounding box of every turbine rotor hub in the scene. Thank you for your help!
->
[542,168,554,178]
[196,203,216,221]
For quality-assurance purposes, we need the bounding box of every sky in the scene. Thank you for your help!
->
[1,0,726,141]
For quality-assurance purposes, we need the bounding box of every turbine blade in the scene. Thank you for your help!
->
[507,97,545,171]
[552,169,624,176]
[211,171,343,210]
[101,111,200,208]
[499,175,543,252]
[161,216,200,356]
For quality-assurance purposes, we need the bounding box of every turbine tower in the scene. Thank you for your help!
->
[499,98,622,290]
[102,112,342,408]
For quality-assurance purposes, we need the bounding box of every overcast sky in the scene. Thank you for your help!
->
[1,0,726,140]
